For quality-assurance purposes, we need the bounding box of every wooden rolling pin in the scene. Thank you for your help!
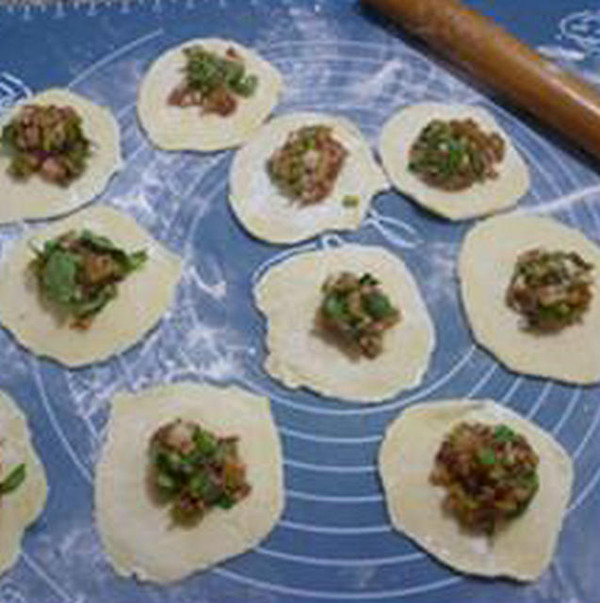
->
[363,0,600,160]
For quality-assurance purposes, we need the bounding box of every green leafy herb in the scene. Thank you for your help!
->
[0,463,26,496]
[31,230,147,328]
[42,250,80,305]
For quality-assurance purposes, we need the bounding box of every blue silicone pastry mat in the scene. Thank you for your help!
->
[1,1,600,602]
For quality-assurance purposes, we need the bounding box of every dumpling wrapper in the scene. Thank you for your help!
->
[0,390,48,576]
[230,112,389,244]
[138,38,283,151]
[254,244,435,402]
[0,88,122,224]
[379,103,530,221]
[379,398,573,581]
[95,382,284,583]
[459,213,600,383]
[0,206,182,367]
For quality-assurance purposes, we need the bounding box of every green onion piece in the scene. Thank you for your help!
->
[342,194,360,208]
[0,464,26,496]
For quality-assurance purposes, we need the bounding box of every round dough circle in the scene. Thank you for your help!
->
[379,398,573,581]
[459,213,600,383]
[0,206,182,367]
[0,390,48,577]
[254,244,435,402]
[229,112,388,244]
[138,38,283,152]
[379,103,530,221]
[0,88,122,224]
[95,382,284,583]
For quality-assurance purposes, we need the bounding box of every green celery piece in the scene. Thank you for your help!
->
[364,292,395,320]
[189,472,210,497]
[125,250,148,273]
[235,74,258,97]
[0,464,26,496]
[478,448,496,466]
[194,430,218,457]
[42,250,79,304]
[493,425,516,443]
[323,294,347,321]
[155,472,177,493]
[216,492,235,509]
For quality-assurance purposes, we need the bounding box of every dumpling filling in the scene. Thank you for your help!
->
[30,230,147,330]
[430,422,539,534]
[316,272,400,358]
[408,118,505,192]
[148,419,251,523]
[1,104,91,186]
[506,248,594,333]
[267,125,348,205]
[168,45,258,117]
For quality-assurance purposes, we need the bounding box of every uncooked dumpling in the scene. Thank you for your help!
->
[0,390,48,576]
[254,243,435,402]
[459,213,600,383]
[379,103,530,220]
[229,112,388,244]
[95,382,284,583]
[0,206,182,367]
[0,88,122,224]
[138,38,283,151]
[379,398,572,581]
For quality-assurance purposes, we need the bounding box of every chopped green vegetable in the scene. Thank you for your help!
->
[342,194,360,208]
[31,230,147,329]
[431,422,539,533]
[408,118,505,192]
[493,425,516,443]
[0,464,26,496]
[478,448,496,466]
[506,248,594,333]
[149,419,251,523]
[318,272,400,359]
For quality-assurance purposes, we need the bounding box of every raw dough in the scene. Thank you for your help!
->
[459,213,600,383]
[254,244,435,402]
[379,398,573,581]
[230,112,389,244]
[95,382,284,583]
[379,103,530,221]
[0,390,48,576]
[138,38,283,151]
[0,206,182,367]
[0,88,122,224]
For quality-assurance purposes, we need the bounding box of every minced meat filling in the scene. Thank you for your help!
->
[30,230,147,330]
[430,422,539,533]
[316,272,400,359]
[506,248,594,333]
[408,118,505,192]
[267,125,348,205]
[148,419,251,522]
[1,104,91,186]
[168,45,258,117]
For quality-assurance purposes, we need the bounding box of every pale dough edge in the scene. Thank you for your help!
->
[379,398,573,581]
